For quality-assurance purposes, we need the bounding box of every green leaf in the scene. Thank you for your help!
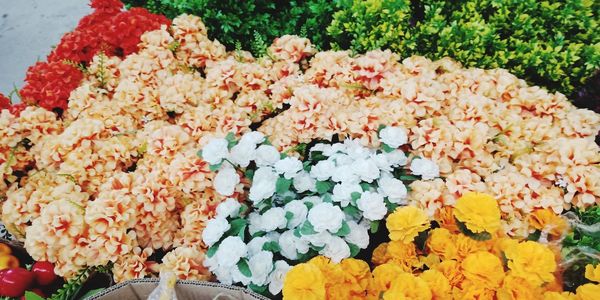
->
[381,143,395,153]
[226,218,248,237]
[348,243,361,257]
[300,221,317,235]
[245,169,255,180]
[196,149,203,159]
[322,193,333,203]
[335,221,350,237]
[527,230,542,241]
[360,182,371,192]
[351,192,362,202]
[207,244,219,258]
[316,181,332,194]
[225,132,237,149]
[262,241,281,253]
[252,230,266,238]
[237,258,252,277]
[304,201,314,210]
[276,177,293,194]
[209,162,223,172]
[456,218,492,241]
[370,221,380,234]
[285,211,294,225]
[238,204,249,216]
[24,291,45,300]
[343,205,361,219]
[399,174,420,181]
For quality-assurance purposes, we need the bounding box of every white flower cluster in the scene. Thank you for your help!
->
[201,127,439,295]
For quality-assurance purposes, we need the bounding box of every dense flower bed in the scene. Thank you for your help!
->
[0,3,599,300]
[124,0,600,101]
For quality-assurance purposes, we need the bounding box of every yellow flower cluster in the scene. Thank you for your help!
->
[284,205,599,299]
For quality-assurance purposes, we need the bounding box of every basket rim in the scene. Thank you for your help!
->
[86,278,271,300]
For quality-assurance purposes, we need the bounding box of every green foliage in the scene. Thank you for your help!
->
[123,0,337,54]
[49,264,112,300]
[327,0,600,95]
[563,206,600,252]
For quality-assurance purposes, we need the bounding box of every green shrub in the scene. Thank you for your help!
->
[122,0,337,54]
[328,0,600,95]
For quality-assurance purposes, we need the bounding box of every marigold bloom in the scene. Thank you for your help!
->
[454,192,501,234]
[504,241,557,286]
[387,206,430,243]
[282,263,326,300]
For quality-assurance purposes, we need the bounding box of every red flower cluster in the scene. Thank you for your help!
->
[0,93,27,116]
[19,61,84,111]
[19,0,170,112]
[0,93,10,110]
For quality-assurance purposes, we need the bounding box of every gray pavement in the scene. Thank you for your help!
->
[0,0,91,99]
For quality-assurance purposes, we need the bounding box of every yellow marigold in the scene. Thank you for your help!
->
[386,240,421,272]
[527,208,568,238]
[452,281,495,300]
[308,256,346,288]
[370,263,405,298]
[435,260,464,287]
[461,251,505,288]
[426,228,457,260]
[504,241,557,286]
[543,291,576,300]
[282,263,326,300]
[387,206,430,244]
[372,243,390,265]
[453,192,501,234]
[497,274,541,300]
[575,283,600,300]
[455,233,490,259]
[383,272,432,300]
[435,206,459,233]
[340,258,372,295]
[419,253,441,269]
[584,263,600,283]
[419,269,451,300]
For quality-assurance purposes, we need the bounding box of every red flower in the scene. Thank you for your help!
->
[20,61,84,111]
[0,93,11,110]
[8,103,27,116]
[104,8,170,55]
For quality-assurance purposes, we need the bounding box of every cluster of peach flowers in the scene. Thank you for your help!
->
[0,11,598,284]
[283,194,598,300]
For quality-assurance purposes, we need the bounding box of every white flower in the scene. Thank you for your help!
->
[229,141,256,167]
[304,231,332,247]
[202,138,229,165]
[284,200,308,229]
[216,198,242,219]
[240,131,265,145]
[309,160,336,181]
[357,191,387,221]
[249,167,279,203]
[260,207,287,232]
[274,157,303,179]
[255,145,280,167]
[213,265,233,285]
[331,164,359,184]
[351,158,380,182]
[307,202,345,233]
[410,158,440,180]
[269,260,291,295]
[344,139,371,160]
[293,171,317,192]
[344,221,369,249]
[386,150,408,167]
[371,153,392,172]
[331,153,354,166]
[322,143,347,156]
[332,182,362,207]
[265,231,281,243]
[379,126,408,148]
[378,175,407,203]
[215,236,247,267]
[202,217,230,247]
[248,212,262,236]
[248,251,274,286]
[302,196,322,207]
[279,230,310,260]
[247,237,269,257]
[214,165,240,196]
[231,266,252,285]
[310,143,331,154]
[321,236,351,263]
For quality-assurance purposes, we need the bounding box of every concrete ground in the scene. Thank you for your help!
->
[0,0,91,99]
